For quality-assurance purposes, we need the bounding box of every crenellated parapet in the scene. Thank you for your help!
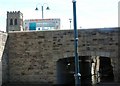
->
[7,11,20,14]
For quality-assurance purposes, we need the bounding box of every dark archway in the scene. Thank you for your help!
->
[56,56,92,86]
[99,57,114,82]
[56,57,75,85]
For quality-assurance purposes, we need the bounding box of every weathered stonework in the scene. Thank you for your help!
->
[1,27,120,85]
[0,31,8,86]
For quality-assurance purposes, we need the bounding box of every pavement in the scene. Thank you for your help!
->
[1,83,56,86]
[96,82,120,86]
[1,83,120,86]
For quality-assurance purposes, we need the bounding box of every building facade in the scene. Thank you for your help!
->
[6,11,61,32]
[23,18,61,31]
[6,11,23,32]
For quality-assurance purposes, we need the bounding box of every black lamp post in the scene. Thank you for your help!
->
[35,3,50,19]
[35,3,50,30]
[72,0,80,86]
[69,18,72,29]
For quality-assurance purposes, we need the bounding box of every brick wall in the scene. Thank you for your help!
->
[3,27,119,84]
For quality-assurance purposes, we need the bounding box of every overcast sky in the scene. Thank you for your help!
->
[0,0,119,31]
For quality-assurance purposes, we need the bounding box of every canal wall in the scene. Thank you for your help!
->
[1,27,119,84]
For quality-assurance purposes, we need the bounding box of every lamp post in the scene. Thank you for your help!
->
[69,18,72,29]
[35,3,50,19]
[35,3,50,30]
[72,0,80,86]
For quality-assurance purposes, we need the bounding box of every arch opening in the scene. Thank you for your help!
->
[56,56,92,86]
[56,56,114,85]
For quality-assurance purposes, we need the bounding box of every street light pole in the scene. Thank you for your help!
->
[41,5,44,30]
[72,0,80,86]
[35,3,50,30]
[69,18,72,29]
[35,3,50,19]
[41,6,44,19]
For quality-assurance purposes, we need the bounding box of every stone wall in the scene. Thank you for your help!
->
[0,31,8,85]
[3,27,120,84]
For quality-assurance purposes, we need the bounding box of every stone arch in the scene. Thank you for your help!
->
[56,56,92,85]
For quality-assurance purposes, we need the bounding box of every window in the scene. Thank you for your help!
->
[14,19,17,25]
[10,19,13,25]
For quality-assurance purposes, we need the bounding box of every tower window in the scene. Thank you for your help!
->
[14,19,17,25]
[10,19,13,25]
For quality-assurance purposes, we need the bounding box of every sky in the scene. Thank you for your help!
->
[0,0,119,31]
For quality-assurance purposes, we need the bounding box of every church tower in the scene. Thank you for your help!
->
[6,11,23,32]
